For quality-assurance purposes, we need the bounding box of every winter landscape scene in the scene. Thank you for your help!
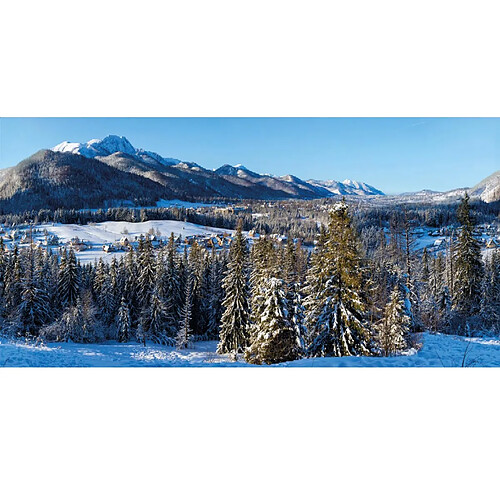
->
[1,118,499,367]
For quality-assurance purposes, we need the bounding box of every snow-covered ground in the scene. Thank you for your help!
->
[33,220,235,263]
[1,333,499,367]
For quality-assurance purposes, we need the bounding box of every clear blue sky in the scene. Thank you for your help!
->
[1,118,499,194]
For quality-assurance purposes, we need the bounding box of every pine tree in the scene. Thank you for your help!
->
[249,237,278,340]
[161,234,183,335]
[246,277,302,364]
[454,194,483,321]
[176,274,193,350]
[117,296,132,343]
[378,284,411,356]
[4,245,23,316]
[137,235,156,309]
[17,251,50,337]
[217,220,250,355]
[481,250,500,332]
[288,282,308,355]
[58,248,80,307]
[304,201,374,357]
[189,240,209,336]
[205,247,223,339]
[141,284,169,344]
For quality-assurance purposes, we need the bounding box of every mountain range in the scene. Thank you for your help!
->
[0,135,386,212]
[0,135,498,212]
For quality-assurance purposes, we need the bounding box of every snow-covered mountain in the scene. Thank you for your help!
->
[50,135,386,200]
[470,170,500,203]
[307,179,385,196]
[0,134,392,212]
[53,135,181,167]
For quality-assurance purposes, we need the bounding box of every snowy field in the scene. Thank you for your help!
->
[1,333,499,367]
[34,220,236,263]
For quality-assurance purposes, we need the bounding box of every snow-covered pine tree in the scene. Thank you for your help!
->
[122,247,139,323]
[189,240,209,337]
[141,284,169,344]
[92,258,107,298]
[248,236,278,340]
[98,267,118,327]
[283,237,298,287]
[205,247,224,340]
[246,277,302,364]
[217,219,250,355]
[117,296,132,343]
[4,245,23,316]
[378,284,411,356]
[454,194,484,322]
[305,200,374,357]
[137,235,156,309]
[17,250,50,337]
[289,281,307,355]
[481,250,500,333]
[58,247,80,307]
[402,212,421,331]
[282,239,307,355]
[163,233,183,334]
[176,274,193,350]
[302,226,329,346]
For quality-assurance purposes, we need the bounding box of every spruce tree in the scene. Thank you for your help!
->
[141,285,169,344]
[481,250,500,332]
[58,248,80,308]
[17,251,50,337]
[454,194,483,321]
[217,220,250,355]
[117,296,132,343]
[163,233,182,330]
[206,247,223,340]
[246,277,302,364]
[378,284,411,356]
[176,274,193,350]
[137,235,156,309]
[304,201,374,357]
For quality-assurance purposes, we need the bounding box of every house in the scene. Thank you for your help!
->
[119,237,130,247]
[70,241,89,252]
[206,236,220,248]
[102,244,116,253]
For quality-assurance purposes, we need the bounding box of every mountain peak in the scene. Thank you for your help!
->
[52,135,181,167]
[216,164,257,177]
[53,135,136,158]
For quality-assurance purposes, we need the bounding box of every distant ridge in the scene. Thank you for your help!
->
[0,135,389,212]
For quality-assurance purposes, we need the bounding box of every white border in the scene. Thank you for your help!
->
[1,1,500,499]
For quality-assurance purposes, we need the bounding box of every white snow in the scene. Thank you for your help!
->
[1,333,499,367]
[34,220,235,263]
[52,135,181,166]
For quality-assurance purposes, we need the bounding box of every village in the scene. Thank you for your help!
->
[406,221,500,255]
[0,213,497,264]
[0,219,291,263]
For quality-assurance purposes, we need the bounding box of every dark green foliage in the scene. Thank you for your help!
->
[217,220,251,354]
[304,201,374,357]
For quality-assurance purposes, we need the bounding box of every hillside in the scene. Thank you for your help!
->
[0,150,168,211]
[470,170,500,202]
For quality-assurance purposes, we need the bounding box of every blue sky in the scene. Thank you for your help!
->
[1,118,498,194]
